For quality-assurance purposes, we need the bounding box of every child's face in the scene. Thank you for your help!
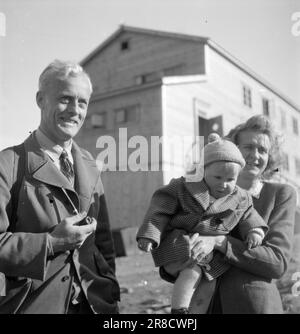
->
[204,161,241,199]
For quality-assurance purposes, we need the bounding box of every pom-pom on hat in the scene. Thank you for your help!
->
[204,133,245,168]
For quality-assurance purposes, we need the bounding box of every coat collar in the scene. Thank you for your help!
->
[35,128,74,166]
[72,141,101,212]
[247,180,264,199]
[24,131,100,213]
[184,178,211,210]
[184,178,241,213]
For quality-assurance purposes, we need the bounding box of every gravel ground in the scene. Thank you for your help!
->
[115,235,300,314]
[116,251,172,314]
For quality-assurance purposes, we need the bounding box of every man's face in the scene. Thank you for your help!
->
[204,161,241,199]
[37,75,91,145]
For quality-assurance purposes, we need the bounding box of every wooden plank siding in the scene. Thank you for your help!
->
[207,46,300,185]
[77,26,300,232]
[83,31,206,96]
[75,86,164,229]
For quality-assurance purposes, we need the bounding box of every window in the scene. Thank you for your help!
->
[262,98,270,117]
[282,153,289,171]
[114,105,140,124]
[163,64,184,76]
[280,109,287,130]
[135,75,145,85]
[115,109,126,123]
[292,117,299,135]
[295,158,300,176]
[90,113,106,128]
[242,85,252,108]
[135,72,159,85]
[120,40,130,51]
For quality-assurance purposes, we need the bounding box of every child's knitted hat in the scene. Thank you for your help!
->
[204,133,245,168]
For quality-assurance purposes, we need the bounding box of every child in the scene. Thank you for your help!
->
[137,134,268,314]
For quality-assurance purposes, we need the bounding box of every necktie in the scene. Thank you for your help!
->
[59,150,74,183]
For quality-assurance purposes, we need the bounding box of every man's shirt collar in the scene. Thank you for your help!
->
[35,128,73,166]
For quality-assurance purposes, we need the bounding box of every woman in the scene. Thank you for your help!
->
[159,115,297,314]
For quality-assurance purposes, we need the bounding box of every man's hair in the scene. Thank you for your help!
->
[38,59,93,93]
[226,114,283,180]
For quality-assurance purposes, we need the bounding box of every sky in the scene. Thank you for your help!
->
[0,0,299,150]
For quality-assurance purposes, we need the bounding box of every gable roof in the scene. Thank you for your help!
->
[80,25,299,112]
[80,25,209,66]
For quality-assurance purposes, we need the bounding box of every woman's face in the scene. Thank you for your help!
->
[238,130,271,179]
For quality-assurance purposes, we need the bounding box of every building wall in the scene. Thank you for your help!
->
[162,79,207,183]
[206,46,300,192]
[205,45,268,132]
[76,85,162,156]
[100,170,163,230]
[83,31,206,96]
[160,47,299,233]
[162,76,300,234]
[79,31,300,231]
[161,77,251,183]
[75,85,164,229]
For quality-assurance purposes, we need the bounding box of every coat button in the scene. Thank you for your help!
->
[62,275,70,282]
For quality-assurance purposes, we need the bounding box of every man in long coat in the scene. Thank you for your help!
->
[0,60,120,314]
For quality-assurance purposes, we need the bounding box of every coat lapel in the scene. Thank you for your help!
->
[184,178,241,214]
[184,179,210,210]
[205,188,241,215]
[24,132,101,214]
[72,142,101,213]
[24,132,73,191]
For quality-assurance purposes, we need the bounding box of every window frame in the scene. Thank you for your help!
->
[242,84,252,108]
[90,112,107,129]
[292,116,299,136]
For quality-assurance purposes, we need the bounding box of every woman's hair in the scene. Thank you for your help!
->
[226,114,283,179]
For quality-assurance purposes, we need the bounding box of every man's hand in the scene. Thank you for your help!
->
[137,238,154,252]
[48,212,97,253]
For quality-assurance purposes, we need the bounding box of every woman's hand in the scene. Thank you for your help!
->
[189,233,227,261]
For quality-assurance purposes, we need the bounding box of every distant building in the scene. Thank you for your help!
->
[78,25,300,237]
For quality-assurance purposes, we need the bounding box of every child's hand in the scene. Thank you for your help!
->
[246,230,264,250]
[137,238,154,252]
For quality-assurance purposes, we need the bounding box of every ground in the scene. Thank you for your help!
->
[115,235,300,314]
[116,251,172,314]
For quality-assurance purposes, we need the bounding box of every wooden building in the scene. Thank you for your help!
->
[77,25,300,249]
